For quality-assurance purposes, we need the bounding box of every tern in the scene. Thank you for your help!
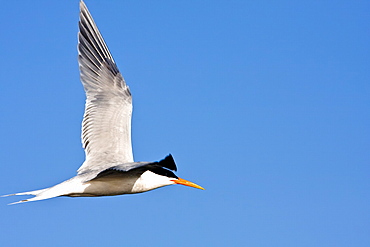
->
[3,1,204,205]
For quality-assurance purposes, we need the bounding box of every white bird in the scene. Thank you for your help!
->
[3,1,204,205]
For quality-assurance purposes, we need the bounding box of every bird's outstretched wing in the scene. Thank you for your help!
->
[77,1,133,174]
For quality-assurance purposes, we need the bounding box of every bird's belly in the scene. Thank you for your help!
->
[68,173,140,197]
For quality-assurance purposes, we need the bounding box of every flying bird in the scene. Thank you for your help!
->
[3,1,204,205]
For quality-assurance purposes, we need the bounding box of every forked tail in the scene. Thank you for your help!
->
[2,176,84,205]
[2,188,49,205]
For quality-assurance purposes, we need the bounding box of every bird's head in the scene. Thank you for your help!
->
[156,154,204,190]
[132,155,205,192]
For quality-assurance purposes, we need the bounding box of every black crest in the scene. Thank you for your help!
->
[142,154,178,179]
[157,154,177,171]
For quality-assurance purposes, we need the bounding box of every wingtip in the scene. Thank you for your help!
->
[80,0,88,12]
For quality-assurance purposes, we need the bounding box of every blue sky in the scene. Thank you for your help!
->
[0,0,369,246]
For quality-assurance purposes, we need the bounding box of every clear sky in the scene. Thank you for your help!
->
[0,1,369,246]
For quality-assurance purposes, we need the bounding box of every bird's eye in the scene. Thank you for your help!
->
[149,166,178,179]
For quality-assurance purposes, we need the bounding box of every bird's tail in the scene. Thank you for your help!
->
[2,177,82,205]
[2,188,51,205]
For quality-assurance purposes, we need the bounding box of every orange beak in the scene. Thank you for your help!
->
[172,177,205,190]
